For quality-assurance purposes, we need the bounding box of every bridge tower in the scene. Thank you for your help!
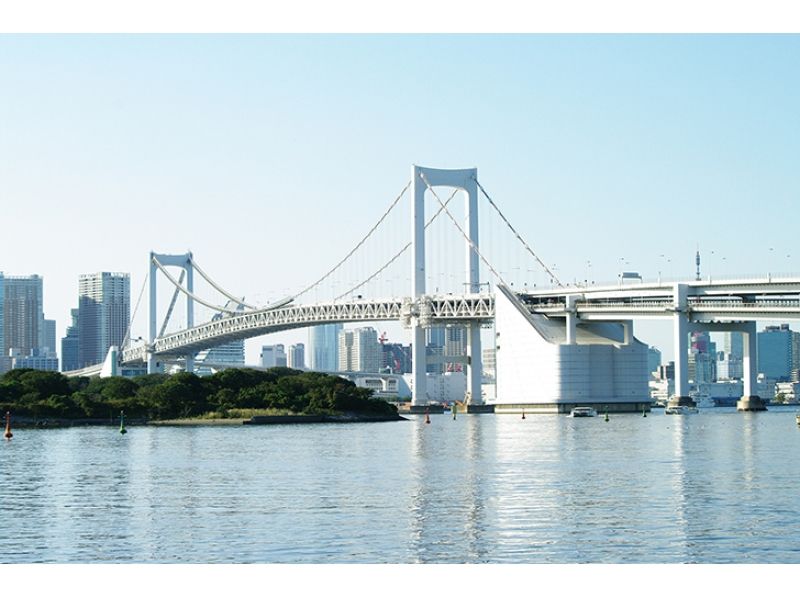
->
[411,166,483,408]
[148,252,195,374]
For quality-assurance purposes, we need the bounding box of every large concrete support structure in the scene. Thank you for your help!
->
[411,165,482,406]
[148,252,195,374]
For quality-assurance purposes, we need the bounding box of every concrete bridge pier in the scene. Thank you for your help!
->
[738,320,766,411]
[668,284,695,408]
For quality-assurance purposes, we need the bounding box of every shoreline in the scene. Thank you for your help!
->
[8,412,407,429]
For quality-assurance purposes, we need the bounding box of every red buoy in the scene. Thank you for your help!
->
[425,408,431,424]
[521,409,526,420]
[4,411,12,440]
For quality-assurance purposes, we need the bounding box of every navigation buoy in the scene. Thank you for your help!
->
[452,404,457,420]
[4,411,12,440]
[604,410,609,422]
[643,407,647,418]
[119,410,127,435]
[425,408,431,424]
[521,409,526,420]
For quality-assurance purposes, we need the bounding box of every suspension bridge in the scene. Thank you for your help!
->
[65,165,800,412]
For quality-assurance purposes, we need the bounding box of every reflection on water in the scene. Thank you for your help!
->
[2,408,800,563]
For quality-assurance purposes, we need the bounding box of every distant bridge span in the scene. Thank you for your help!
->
[120,294,495,364]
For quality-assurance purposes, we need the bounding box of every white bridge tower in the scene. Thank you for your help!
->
[410,165,483,408]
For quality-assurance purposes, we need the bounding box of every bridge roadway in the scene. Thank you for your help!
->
[121,293,495,364]
[116,276,800,368]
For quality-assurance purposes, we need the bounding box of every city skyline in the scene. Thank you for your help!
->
[1,34,799,363]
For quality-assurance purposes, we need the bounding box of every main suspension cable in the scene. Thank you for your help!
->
[293,179,412,301]
[472,176,563,287]
[189,257,256,310]
[152,257,242,315]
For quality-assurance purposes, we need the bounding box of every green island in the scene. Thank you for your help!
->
[0,367,402,426]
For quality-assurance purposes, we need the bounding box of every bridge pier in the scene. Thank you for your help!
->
[738,321,766,411]
[668,284,694,408]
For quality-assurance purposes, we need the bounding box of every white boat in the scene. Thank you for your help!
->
[570,406,598,417]
[796,413,800,426]
[690,391,715,409]
[665,405,699,415]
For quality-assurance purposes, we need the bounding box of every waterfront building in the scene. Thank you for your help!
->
[647,346,661,377]
[60,308,81,372]
[287,343,305,370]
[0,274,44,373]
[10,348,58,372]
[757,324,793,381]
[194,305,246,375]
[425,371,467,404]
[195,340,245,374]
[260,344,287,368]
[492,286,649,412]
[308,323,342,371]
[338,327,381,373]
[77,272,130,368]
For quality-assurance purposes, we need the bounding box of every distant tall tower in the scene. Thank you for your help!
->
[695,246,701,281]
[1,274,44,373]
[77,272,130,368]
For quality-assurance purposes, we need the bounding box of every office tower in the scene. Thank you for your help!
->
[39,318,57,355]
[77,272,130,368]
[0,274,4,372]
[287,343,305,370]
[308,323,342,371]
[758,324,793,381]
[61,308,81,372]
[260,344,287,368]
[338,327,380,373]
[647,346,662,376]
[0,274,43,373]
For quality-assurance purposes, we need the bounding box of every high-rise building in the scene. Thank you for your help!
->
[338,327,381,373]
[689,331,716,383]
[287,343,305,370]
[647,346,662,376]
[758,324,793,382]
[260,344,287,368]
[0,274,4,372]
[77,272,130,368]
[308,324,342,371]
[61,308,81,372]
[40,319,57,355]
[0,274,44,373]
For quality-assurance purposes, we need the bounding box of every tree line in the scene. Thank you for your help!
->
[0,367,397,421]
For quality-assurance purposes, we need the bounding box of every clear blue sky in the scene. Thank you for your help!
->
[1,35,798,362]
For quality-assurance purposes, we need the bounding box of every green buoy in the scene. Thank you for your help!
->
[119,410,127,435]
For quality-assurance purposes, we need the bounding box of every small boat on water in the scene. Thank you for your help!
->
[690,391,715,409]
[570,406,598,418]
[796,413,800,426]
[665,405,699,415]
